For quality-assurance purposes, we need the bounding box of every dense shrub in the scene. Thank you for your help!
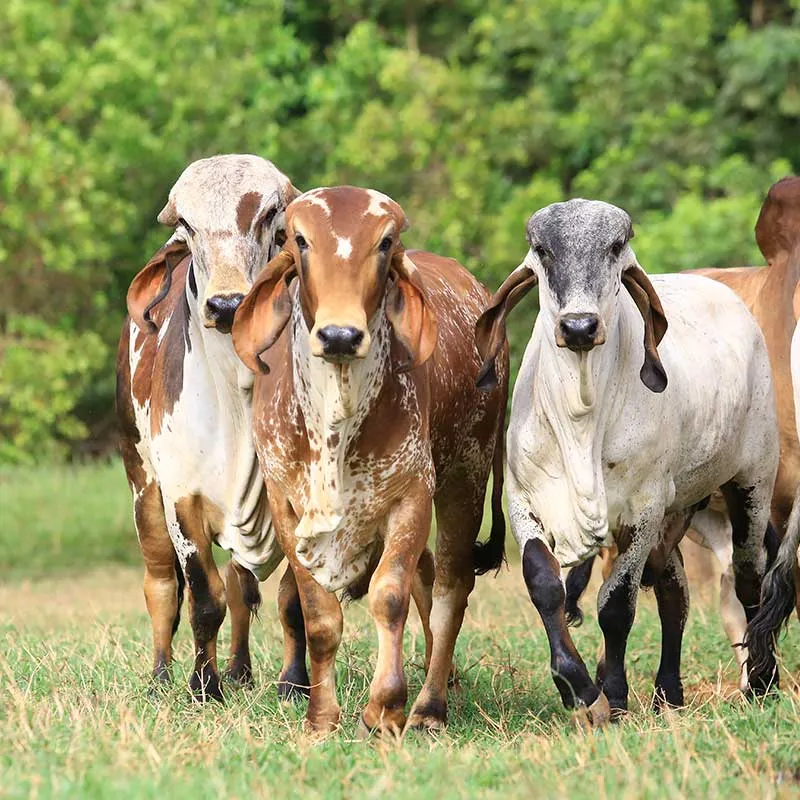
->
[2,0,799,461]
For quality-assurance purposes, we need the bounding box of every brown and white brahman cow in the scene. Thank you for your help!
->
[232,186,508,736]
[116,154,307,700]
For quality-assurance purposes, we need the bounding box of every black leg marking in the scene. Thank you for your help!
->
[522,540,601,710]
[652,549,687,710]
[597,570,637,715]
[565,557,595,627]
[721,481,779,694]
[278,582,310,701]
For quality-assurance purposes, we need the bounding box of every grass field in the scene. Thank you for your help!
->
[1,463,799,798]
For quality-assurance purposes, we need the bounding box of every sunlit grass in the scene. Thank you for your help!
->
[1,463,798,798]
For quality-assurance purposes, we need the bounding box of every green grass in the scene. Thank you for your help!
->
[1,463,799,798]
[0,460,137,578]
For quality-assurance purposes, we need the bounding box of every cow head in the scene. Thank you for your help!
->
[755,175,800,265]
[476,199,668,393]
[127,154,299,334]
[232,186,438,374]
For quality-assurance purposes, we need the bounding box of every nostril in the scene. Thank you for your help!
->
[205,293,244,332]
[559,314,601,349]
[317,325,365,357]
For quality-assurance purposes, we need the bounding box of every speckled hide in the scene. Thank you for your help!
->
[116,155,299,698]
[233,186,508,734]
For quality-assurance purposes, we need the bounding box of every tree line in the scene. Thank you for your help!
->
[2,0,799,462]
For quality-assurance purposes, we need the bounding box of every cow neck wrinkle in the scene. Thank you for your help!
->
[184,281,265,536]
[535,315,622,556]
[292,299,389,543]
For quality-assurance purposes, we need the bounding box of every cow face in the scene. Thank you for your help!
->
[475,199,668,393]
[232,186,437,375]
[128,154,299,335]
[526,200,637,351]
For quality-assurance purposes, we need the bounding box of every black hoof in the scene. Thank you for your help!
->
[652,682,684,712]
[190,670,224,703]
[277,665,310,701]
[224,659,254,688]
[151,662,171,684]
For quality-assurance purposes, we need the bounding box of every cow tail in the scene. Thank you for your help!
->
[172,552,185,636]
[746,488,800,677]
[473,397,507,576]
[564,556,595,627]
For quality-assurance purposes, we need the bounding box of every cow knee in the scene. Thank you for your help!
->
[522,541,564,614]
[185,554,226,642]
[369,577,409,630]
[305,613,342,659]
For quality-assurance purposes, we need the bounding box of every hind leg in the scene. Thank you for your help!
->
[720,478,777,693]
[652,548,689,709]
[224,560,261,687]
[135,482,182,683]
[277,564,310,701]
[407,493,476,731]
[690,507,749,690]
[407,463,497,732]
[411,547,435,673]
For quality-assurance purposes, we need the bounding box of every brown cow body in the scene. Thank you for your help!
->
[233,187,508,735]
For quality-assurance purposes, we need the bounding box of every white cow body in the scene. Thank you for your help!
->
[507,273,778,570]
[477,198,781,720]
[127,312,282,579]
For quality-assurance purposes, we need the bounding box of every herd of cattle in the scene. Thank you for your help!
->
[116,154,800,736]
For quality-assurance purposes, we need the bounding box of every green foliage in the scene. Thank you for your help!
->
[2,0,800,461]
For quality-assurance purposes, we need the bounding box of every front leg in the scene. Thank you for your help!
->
[361,481,431,738]
[167,495,227,702]
[270,489,342,733]
[507,472,609,727]
[523,540,609,725]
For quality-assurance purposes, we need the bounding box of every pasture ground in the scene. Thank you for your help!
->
[1,463,799,799]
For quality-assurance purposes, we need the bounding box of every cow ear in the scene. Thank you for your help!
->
[232,250,297,374]
[386,251,438,373]
[621,261,668,393]
[127,239,190,333]
[157,197,178,227]
[474,260,538,391]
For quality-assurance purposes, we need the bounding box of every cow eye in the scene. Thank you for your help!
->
[295,234,308,251]
[378,236,393,253]
[610,239,625,258]
[261,206,278,231]
[275,229,286,247]
[178,217,194,236]
[533,244,549,261]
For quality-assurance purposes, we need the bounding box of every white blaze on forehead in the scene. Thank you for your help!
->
[298,188,332,215]
[365,189,394,218]
[335,236,353,259]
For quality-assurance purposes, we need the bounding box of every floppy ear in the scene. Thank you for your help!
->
[474,262,538,391]
[127,239,191,333]
[386,250,438,373]
[621,262,668,393]
[231,250,297,374]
